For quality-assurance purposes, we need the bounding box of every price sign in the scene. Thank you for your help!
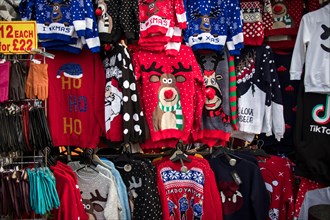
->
[0,21,37,54]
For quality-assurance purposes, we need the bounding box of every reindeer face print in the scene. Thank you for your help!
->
[190,6,221,33]
[45,0,70,26]
[320,24,330,53]
[204,70,223,111]
[81,190,107,220]
[151,74,185,108]
[142,62,190,131]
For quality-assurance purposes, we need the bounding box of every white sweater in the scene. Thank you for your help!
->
[290,4,330,94]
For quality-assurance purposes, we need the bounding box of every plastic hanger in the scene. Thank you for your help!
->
[75,148,99,174]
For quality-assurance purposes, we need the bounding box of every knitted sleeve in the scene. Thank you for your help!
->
[119,0,139,42]
[226,0,244,55]
[262,0,273,31]
[83,0,101,53]
[290,14,310,80]
[72,0,86,37]
[191,53,206,141]
[228,55,238,130]
[121,46,147,144]
[104,176,122,220]
[174,0,187,29]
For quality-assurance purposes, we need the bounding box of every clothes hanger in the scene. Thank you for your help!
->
[211,146,241,166]
[169,140,191,172]
[75,148,99,173]
[92,148,112,170]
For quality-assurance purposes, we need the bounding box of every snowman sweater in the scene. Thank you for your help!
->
[184,0,243,55]
[132,45,205,148]
[154,156,223,220]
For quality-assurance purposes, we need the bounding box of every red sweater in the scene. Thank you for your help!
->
[132,45,205,148]
[241,0,274,45]
[258,156,295,220]
[47,50,105,148]
[154,156,223,220]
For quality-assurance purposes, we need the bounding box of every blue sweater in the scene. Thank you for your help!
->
[184,0,244,55]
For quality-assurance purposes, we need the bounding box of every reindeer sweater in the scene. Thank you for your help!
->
[184,0,243,55]
[194,48,236,147]
[132,45,205,148]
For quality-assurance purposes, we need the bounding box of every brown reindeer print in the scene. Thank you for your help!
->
[191,6,221,33]
[141,62,191,131]
[81,190,107,220]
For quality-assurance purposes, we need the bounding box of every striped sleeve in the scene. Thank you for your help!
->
[228,55,238,130]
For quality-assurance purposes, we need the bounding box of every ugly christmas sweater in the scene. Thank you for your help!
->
[184,0,243,55]
[258,156,295,220]
[240,0,273,46]
[194,48,237,147]
[132,45,205,148]
[207,154,269,220]
[264,0,304,50]
[234,45,285,141]
[47,49,105,148]
[100,43,146,144]
[154,156,223,220]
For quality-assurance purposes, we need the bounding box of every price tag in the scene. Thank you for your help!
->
[0,21,38,54]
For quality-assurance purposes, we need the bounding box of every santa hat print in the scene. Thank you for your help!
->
[56,63,83,79]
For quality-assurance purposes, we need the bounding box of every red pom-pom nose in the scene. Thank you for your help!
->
[206,88,216,100]
[95,8,102,16]
[274,5,282,13]
[164,90,174,99]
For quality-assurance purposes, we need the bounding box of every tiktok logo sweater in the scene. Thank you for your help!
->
[47,49,105,148]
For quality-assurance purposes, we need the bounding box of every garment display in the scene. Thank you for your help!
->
[1,0,330,219]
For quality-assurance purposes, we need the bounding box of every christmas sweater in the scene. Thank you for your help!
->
[154,156,223,220]
[294,86,330,185]
[258,156,295,220]
[294,177,327,219]
[139,0,186,38]
[235,45,285,141]
[290,4,330,94]
[264,0,304,50]
[114,158,163,220]
[240,0,273,46]
[47,49,105,148]
[96,0,123,43]
[184,0,243,55]
[207,155,269,220]
[260,52,300,154]
[132,45,205,148]
[100,43,146,143]
[194,48,236,146]
[23,0,86,42]
[120,0,140,42]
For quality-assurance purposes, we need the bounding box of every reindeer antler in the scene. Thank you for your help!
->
[190,7,203,20]
[210,53,225,70]
[172,62,192,75]
[90,190,107,202]
[141,62,164,74]
[209,6,221,18]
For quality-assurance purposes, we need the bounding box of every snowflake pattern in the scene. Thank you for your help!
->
[66,11,71,20]
[161,168,205,185]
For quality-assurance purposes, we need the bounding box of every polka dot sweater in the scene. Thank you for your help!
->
[100,43,146,144]
[114,158,163,220]
[240,0,274,46]
[132,45,205,149]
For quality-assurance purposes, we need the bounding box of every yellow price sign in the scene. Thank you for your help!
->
[0,21,38,54]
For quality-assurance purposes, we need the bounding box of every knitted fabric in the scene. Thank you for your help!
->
[184,0,243,54]
[158,98,183,129]
[228,55,238,130]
